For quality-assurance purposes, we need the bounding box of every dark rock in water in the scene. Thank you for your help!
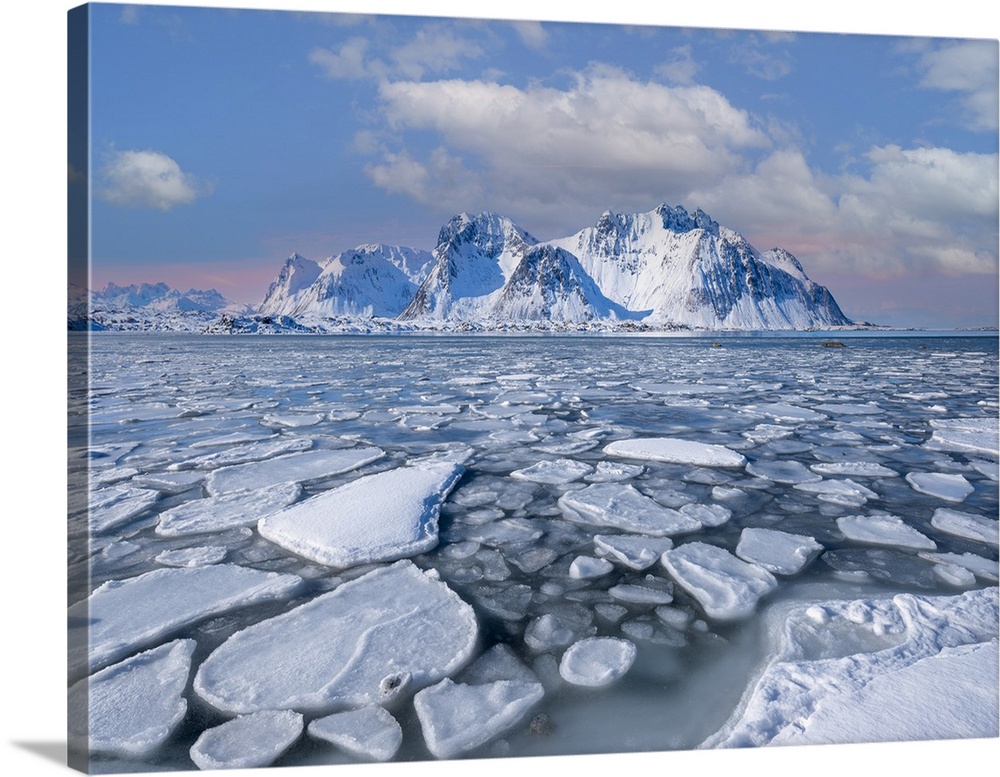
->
[528,713,556,737]
[821,341,846,348]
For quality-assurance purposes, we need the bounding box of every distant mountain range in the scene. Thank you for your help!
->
[74,204,856,332]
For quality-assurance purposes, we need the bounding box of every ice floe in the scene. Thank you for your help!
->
[837,514,937,551]
[809,461,899,478]
[558,483,701,536]
[89,485,159,534]
[746,460,822,484]
[155,545,227,567]
[194,561,478,714]
[70,565,301,676]
[703,587,999,747]
[793,478,878,507]
[190,710,303,770]
[735,528,823,575]
[594,534,675,570]
[569,555,614,579]
[510,458,593,484]
[69,640,195,759]
[931,507,999,546]
[661,542,778,620]
[918,551,999,582]
[926,416,1000,457]
[205,446,385,495]
[905,472,974,502]
[414,678,545,758]
[559,637,637,687]
[604,438,746,467]
[307,706,403,762]
[156,482,302,536]
[258,462,463,568]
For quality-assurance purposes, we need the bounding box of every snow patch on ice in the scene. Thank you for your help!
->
[308,706,403,762]
[605,438,746,467]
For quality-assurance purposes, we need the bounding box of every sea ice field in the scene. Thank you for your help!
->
[67,332,1000,771]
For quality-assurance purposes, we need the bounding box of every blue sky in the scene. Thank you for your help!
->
[82,1,998,327]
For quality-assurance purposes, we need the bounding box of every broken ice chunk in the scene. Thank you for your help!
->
[190,710,303,770]
[837,514,937,551]
[558,483,701,536]
[89,485,159,534]
[604,438,746,467]
[926,417,1000,457]
[308,706,403,762]
[69,640,195,759]
[414,679,544,759]
[931,508,999,546]
[594,534,675,571]
[194,561,478,714]
[569,555,614,579]
[70,564,302,676]
[584,460,645,482]
[918,551,999,582]
[155,546,227,567]
[258,463,463,569]
[809,461,899,478]
[793,478,878,507]
[205,446,384,496]
[735,528,823,575]
[661,542,778,621]
[905,472,974,503]
[511,458,594,485]
[559,637,637,687]
[156,482,302,536]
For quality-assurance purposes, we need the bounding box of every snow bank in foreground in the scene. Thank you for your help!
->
[258,462,463,568]
[703,586,999,748]
[194,561,478,714]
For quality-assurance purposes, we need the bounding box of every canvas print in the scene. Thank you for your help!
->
[67,1,999,773]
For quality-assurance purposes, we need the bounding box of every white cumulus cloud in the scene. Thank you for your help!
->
[915,39,999,131]
[99,149,205,211]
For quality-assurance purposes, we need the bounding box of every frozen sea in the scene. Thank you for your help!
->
[68,332,999,771]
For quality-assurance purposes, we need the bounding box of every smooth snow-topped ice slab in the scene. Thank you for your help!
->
[205,447,385,495]
[559,637,637,687]
[927,416,1000,457]
[510,458,593,484]
[703,587,999,747]
[69,640,195,759]
[156,482,302,536]
[660,542,778,621]
[837,514,937,551]
[190,710,303,770]
[308,706,403,762]
[735,528,823,575]
[258,463,463,568]
[905,472,974,502]
[594,534,675,570]
[604,438,746,467]
[746,460,821,484]
[931,508,999,546]
[170,436,313,471]
[70,565,302,675]
[414,678,544,759]
[747,403,827,422]
[569,555,614,579]
[558,483,701,536]
[194,561,478,715]
[809,461,899,478]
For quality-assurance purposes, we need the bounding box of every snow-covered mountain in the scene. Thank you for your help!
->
[548,204,851,329]
[398,212,540,320]
[79,282,252,331]
[259,245,434,320]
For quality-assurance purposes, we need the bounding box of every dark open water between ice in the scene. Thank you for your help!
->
[68,332,999,770]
